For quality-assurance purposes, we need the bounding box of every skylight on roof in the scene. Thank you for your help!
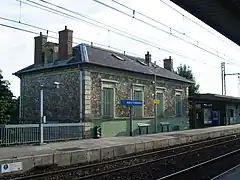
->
[112,54,125,61]
[152,63,158,68]
[137,59,147,66]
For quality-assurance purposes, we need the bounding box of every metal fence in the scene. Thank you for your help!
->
[0,123,84,146]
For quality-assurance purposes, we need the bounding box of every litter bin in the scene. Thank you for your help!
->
[94,125,101,139]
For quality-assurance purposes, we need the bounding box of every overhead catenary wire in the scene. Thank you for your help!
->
[18,0,238,68]
[1,12,221,70]
[92,0,240,66]
[110,0,224,56]
[0,23,39,35]
[0,16,55,34]
[0,21,219,71]
[0,14,193,60]
[0,22,140,58]
[159,0,240,55]
[158,0,225,42]
[19,0,173,50]
[13,1,221,68]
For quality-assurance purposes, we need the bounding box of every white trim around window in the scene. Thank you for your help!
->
[175,89,184,93]
[132,83,145,87]
[101,79,119,84]
[156,86,166,91]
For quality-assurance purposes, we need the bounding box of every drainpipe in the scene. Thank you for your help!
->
[79,64,83,122]
[19,77,22,123]
[79,64,84,138]
[154,61,158,133]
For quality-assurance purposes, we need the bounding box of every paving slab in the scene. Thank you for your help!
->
[0,125,240,174]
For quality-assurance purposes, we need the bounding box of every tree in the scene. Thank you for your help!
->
[9,97,20,124]
[175,64,200,96]
[0,70,17,124]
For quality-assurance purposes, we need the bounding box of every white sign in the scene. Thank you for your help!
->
[1,162,23,173]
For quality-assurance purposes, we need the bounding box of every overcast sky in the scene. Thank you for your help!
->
[1,0,240,97]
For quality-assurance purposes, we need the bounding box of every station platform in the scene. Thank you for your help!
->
[1,124,240,174]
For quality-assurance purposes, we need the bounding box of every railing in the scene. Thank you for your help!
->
[0,123,84,146]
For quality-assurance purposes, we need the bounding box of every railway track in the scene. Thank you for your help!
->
[6,133,240,180]
[77,134,240,180]
[210,163,240,180]
[158,149,240,180]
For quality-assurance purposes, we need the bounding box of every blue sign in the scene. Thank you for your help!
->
[120,99,143,106]
[212,111,220,126]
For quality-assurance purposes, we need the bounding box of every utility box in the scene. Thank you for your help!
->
[94,126,101,139]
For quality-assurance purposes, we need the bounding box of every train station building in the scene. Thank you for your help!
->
[13,26,192,138]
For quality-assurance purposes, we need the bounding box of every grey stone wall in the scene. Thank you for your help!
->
[20,65,189,123]
[88,66,189,119]
[21,68,81,123]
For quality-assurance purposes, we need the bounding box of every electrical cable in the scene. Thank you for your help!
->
[92,0,239,66]
[0,16,55,34]
[0,23,39,35]
[18,0,238,67]
[158,0,224,42]
[111,0,224,56]
[0,22,138,58]
[0,21,219,70]
[0,14,184,58]
[13,1,218,65]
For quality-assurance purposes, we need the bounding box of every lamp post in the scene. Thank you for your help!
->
[39,85,44,145]
[154,61,158,133]
[39,82,60,145]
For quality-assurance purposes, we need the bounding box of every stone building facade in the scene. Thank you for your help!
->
[14,26,192,137]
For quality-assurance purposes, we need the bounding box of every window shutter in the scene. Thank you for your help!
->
[102,87,114,117]
[133,90,142,117]
[157,93,164,117]
[176,94,182,116]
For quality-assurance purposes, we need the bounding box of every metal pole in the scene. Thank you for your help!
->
[221,71,224,95]
[39,86,44,145]
[224,74,226,95]
[221,62,226,95]
[129,106,133,136]
[154,62,157,133]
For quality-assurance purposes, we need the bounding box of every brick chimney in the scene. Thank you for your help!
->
[163,56,173,72]
[58,26,73,60]
[34,32,47,65]
[145,51,151,66]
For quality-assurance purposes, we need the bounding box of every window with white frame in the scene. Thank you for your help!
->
[101,83,115,118]
[175,91,183,117]
[133,86,144,117]
[156,88,165,117]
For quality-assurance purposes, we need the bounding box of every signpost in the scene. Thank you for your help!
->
[153,99,160,104]
[120,99,143,136]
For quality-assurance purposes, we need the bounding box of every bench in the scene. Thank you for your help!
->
[159,122,170,132]
[137,123,150,135]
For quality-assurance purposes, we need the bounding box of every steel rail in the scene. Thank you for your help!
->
[10,133,240,180]
[74,136,240,180]
[158,149,240,180]
[210,163,240,180]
